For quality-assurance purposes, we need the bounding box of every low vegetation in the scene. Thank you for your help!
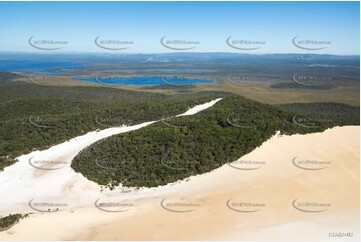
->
[0,214,25,232]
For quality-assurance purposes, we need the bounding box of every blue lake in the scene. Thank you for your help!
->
[126,69,212,73]
[73,76,214,85]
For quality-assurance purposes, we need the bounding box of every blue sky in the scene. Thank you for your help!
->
[0,1,359,55]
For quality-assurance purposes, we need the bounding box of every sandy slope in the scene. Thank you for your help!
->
[0,98,222,216]
[0,125,358,241]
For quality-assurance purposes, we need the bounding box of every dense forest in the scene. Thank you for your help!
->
[0,76,230,171]
[72,96,359,188]
[278,102,360,125]
[1,71,359,186]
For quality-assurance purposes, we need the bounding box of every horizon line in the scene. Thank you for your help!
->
[0,51,359,57]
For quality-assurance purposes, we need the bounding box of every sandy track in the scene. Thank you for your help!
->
[0,98,222,215]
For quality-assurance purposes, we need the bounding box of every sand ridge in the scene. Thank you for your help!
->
[0,125,359,240]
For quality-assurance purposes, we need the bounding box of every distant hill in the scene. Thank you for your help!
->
[0,71,22,83]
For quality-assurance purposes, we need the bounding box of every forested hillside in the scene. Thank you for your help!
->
[72,96,359,188]
[0,78,230,171]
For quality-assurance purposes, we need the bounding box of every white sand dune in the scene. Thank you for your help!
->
[177,98,220,116]
[0,98,222,215]
[0,101,358,240]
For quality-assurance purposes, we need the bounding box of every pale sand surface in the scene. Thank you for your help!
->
[0,98,222,215]
[0,126,359,240]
